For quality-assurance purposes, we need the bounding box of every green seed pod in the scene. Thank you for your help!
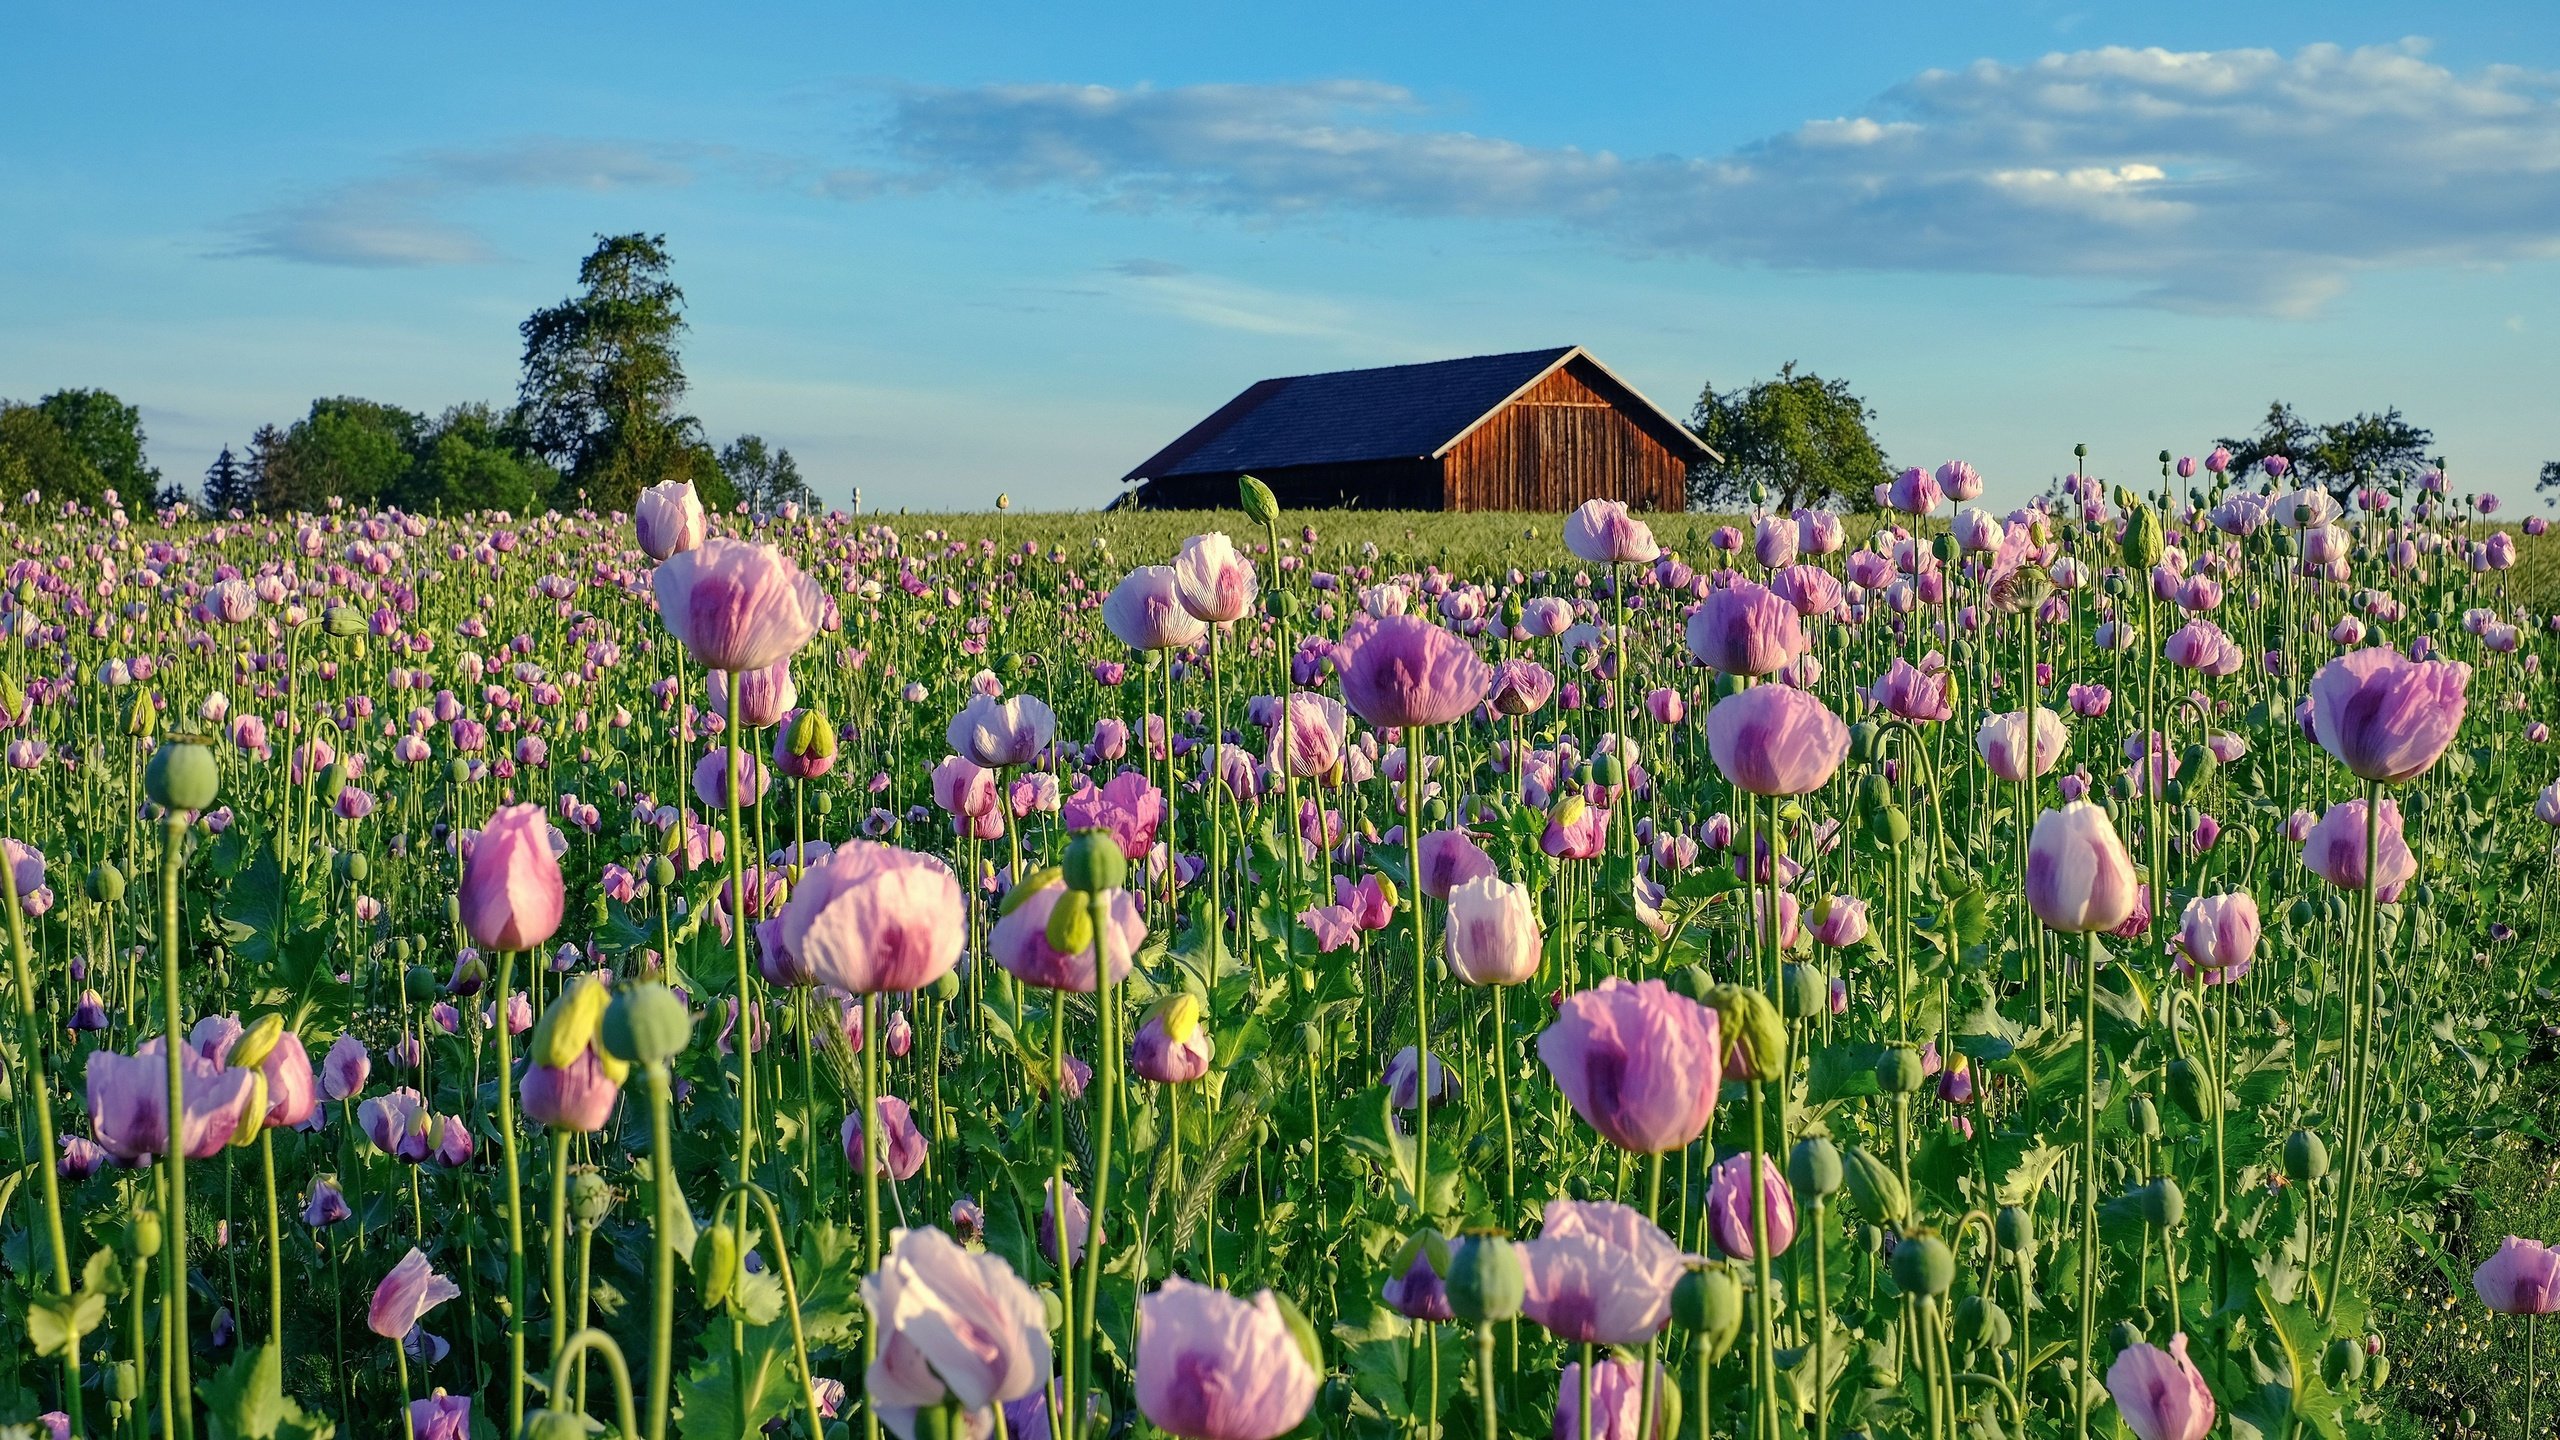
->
[1789,1136,1843,1200]
[603,983,696,1067]
[446,757,471,787]
[85,862,125,905]
[128,1210,162,1259]
[1672,1266,1746,1362]
[2322,1336,2366,1388]
[1953,1295,2012,1354]
[1876,1046,1926,1094]
[1841,1147,1910,1228]
[1869,806,1912,845]
[1995,1205,2034,1256]
[1855,770,1892,809]
[403,964,439,1003]
[143,740,221,812]
[649,855,677,889]
[813,788,836,818]
[2128,1095,2161,1138]
[1780,963,1827,1019]
[1062,830,1127,893]
[930,968,962,1002]
[1444,1233,1526,1325]
[1849,723,1883,765]
[1238,475,1282,528]
[2284,1129,2330,1182]
[1891,1234,1955,1297]
[2166,1056,2216,1123]
[570,1170,613,1228]
[337,849,370,884]
[2286,897,2317,929]
[2134,1176,2186,1230]
[693,1222,742,1311]
[1592,753,1625,788]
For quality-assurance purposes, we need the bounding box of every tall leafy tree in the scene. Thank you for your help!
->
[517,233,722,512]
[719,435,816,518]
[202,446,255,515]
[403,404,558,515]
[1686,362,1892,512]
[259,398,421,512]
[0,402,108,504]
[35,388,159,500]
[243,424,289,512]
[2213,401,2434,497]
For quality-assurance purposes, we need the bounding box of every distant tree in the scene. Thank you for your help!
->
[202,446,256,516]
[719,435,816,518]
[1686,362,1893,513]
[2213,401,2434,498]
[403,403,558,515]
[261,398,421,511]
[2539,460,2560,506]
[0,402,109,504]
[243,423,289,512]
[35,388,159,501]
[517,233,720,512]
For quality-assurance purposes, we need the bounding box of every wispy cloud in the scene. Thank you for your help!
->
[862,41,2560,315]
[227,139,707,267]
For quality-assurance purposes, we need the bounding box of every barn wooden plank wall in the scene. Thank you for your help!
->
[1439,360,1687,512]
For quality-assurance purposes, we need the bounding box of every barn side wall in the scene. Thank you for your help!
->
[1439,362,1689,512]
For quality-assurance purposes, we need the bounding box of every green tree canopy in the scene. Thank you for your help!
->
[2213,401,2435,498]
[403,404,558,515]
[202,445,255,516]
[35,388,159,501]
[258,398,421,512]
[517,232,720,512]
[1686,362,1892,513]
[719,435,816,518]
[0,403,108,504]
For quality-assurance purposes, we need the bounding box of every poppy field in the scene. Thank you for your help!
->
[3,461,2559,1440]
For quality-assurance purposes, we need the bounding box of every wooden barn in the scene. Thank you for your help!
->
[1120,345,1714,511]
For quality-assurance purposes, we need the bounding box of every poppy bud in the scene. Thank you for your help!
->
[1443,1232,1525,1324]
[126,690,158,737]
[1703,984,1785,1080]
[1869,806,1911,844]
[1238,475,1282,528]
[1841,1147,1909,1227]
[128,1211,162,1258]
[230,1014,286,1071]
[525,1410,592,1440]
[1044,894,1095,955]
[319,760,349,802]
[1953,1295,2011,1354]
[144,740,221,812]
[1891,1233,1955,1296]
[693,1222,742,1311]
[2132,1175,2185,1230]
[2283,1129,2329,1182]
[2322,1337,2366,1387]
[649,855,676,889]
[2165,1056,2215,1123]
[1995,1205,2034,1255]
[2127,1095,2161,1138]
[1672,1266,1745,1362]
[337,850,369,884]
[2120,504,2164,569]
[86,862,125,904]
[570,1170,612,1228]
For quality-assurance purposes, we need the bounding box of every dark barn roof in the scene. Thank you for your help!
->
[1123,345,1711,483]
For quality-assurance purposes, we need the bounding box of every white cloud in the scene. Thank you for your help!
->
[863,40,2560,315]
[228,139,707,267]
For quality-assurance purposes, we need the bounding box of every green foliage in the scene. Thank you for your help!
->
[720,434,815,519]
[2213,400,2435,497]
[34,388,159,499]
[0,401,108,504]
[1686,360,1892,512]
[518,232,726,512]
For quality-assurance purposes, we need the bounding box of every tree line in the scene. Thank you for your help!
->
[0,234,820,519]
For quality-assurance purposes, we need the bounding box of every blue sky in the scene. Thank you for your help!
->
[5,1,2558,512]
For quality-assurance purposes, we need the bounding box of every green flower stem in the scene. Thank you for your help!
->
[259,1126,284,1345]
[1475,1322,1501,1440]
[1,817,80,1434]
[549,1328,642,1440]
[548,1128,573,1367]
[1072,889,1119,1440]
[1406,739,1431,1216]
[644,1061,679,1440]
[158,812,194,1440]
[862,991,885,1440]
[2319,776,2385,1320]
[1749,1079,1779,1440]
[722,693,757,1190]
[394,1340,416,1440]
[495,947,528,1436]
[2076,927,2100,1440]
